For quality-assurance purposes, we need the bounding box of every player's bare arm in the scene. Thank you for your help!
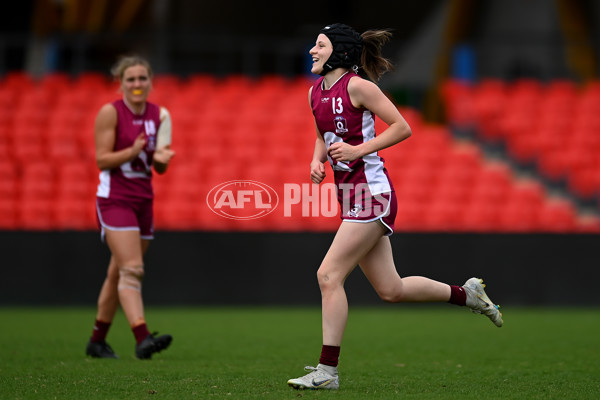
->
[309,86,328,184]
[311,127,328,184]
[329,77,411,163]
[152,106,176,174]
[95,104,146,170]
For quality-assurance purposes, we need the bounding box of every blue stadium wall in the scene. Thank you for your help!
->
[0,231,598,306]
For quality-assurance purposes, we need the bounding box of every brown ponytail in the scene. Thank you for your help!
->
[360,30,394,82]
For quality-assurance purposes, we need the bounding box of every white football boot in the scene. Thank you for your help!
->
[463,277,503,327]
[287,364,339,390]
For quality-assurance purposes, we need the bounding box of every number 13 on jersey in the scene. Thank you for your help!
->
[332,97,343,114]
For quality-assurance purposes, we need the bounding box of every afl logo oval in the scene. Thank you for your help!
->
[207,180,279,220]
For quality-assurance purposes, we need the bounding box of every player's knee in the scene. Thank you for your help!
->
[118,265,145,292]
[376,285,404,303]
[316,267,340,293]
[378,290,401,303]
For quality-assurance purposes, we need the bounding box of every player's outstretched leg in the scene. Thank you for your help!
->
[287,364,339,390]
[463,277,503,327]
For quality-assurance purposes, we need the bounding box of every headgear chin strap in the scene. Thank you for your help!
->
[319,23,363,76]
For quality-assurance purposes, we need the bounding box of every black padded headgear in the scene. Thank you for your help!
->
[319,23,363,76]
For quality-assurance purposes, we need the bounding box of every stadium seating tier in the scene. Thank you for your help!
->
[0,72,598,232]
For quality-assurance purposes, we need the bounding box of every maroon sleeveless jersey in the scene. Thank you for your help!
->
[310,72,394,209]
[96,99,161,200]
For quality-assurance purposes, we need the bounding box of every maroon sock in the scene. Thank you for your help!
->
[448,285,467,306]
[90,319,111,343]
[132,323,151,345]
[319,345,341,367]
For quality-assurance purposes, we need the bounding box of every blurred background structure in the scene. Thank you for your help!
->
[1,0,599,305]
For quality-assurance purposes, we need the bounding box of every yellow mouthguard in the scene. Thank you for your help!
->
[133,89,143,95]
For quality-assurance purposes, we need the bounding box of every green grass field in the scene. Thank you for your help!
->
[0,306,598,399]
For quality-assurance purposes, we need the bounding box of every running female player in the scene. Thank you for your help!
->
[86,55,175,359]
[287,23,503,390]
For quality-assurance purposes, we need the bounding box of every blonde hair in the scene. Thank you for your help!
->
[360,30,394,82]
[110,55,153,81]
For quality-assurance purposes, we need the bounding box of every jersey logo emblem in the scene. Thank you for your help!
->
[334,116,348,135]
[348,204,363,218]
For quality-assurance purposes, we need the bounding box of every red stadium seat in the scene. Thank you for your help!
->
[576,214,600,233]
[18,87,54,110]
[0,137,10,162]
[152,74,181,89]
[435,178,471,206]
[12,126,45,163]
[423,200,465,231]
[436,142,481,187]
[193,203,240,231]
[18,198,55,230]
[48,138,82,162]
[73,72,109,91]
[462,202,502,232]
[393,165,436,205]
[497,200,540,232]
[301,214,340,233]
[0,198,17,229]
[1,71,35,91]
[39,72,71,92]
[155,197,203,230]
[568,167,600,199]
[0,161,18,199]
[149,74,182,106]
[495,181,546,232]
[54,198,96,230]
[440,79,475,126]
[56,161,96,200]
[185,73,218,93]
[471,79,507,141]
[509,180,546,209]
[537,198,577,232]
[469,162,512,206]
[510,79,543,101]
[20,162,55,199]
[395,197,427,232]
[505,129,540,163]
[0,85,16,108]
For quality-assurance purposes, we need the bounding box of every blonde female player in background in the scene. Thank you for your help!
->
[86,55,175,359]
[287,23,503,390]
